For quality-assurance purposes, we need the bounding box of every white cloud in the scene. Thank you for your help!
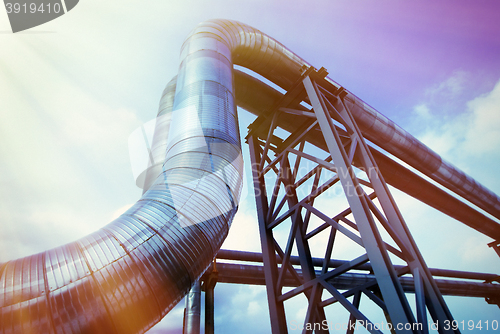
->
[426,70,468,100]
[413,103,431,120]
[247,300,261,316]
[221,200,261,253]
[463,79,500,155]
[411,77,500,161]
[405,75,500,271]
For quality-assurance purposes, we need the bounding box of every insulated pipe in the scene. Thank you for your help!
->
[0,20,244,334]
[1,19,499,334]
[184,280,201,334]
[140,76,177,192]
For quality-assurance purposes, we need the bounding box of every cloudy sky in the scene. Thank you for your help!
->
[1,0,499,333]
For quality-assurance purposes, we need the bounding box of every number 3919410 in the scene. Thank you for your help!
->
[5,3,61,14]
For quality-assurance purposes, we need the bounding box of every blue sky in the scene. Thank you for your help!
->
[1,0,499,333]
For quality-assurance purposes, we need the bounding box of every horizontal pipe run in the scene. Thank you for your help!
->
[216,249,499,282]
[213,262,500,300]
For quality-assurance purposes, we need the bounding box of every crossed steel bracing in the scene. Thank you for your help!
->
[246,67,463,334]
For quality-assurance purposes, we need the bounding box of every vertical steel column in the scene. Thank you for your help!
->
[248,134,289,334]
[203,264,218,334]
[205,288,214,334]
[184,281,201,334]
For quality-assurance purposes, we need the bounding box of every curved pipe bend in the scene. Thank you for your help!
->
[1,19,499,334]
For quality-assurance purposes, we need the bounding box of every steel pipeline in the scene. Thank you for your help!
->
[1,19,499,334]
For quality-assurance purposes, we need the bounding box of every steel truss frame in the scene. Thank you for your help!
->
[247,67,461,334]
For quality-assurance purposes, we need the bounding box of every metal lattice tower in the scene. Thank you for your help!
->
[243,67,496,334]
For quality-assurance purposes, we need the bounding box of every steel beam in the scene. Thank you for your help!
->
[202,265,219,334]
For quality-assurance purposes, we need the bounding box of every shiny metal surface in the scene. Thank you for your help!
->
[184,280,201,334]
[140,76,177,192]
[1,19,243,334]
[1,19,499,334]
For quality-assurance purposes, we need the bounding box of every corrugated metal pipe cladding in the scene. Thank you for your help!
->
[0,19,248,334]
[1,19,500,334]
